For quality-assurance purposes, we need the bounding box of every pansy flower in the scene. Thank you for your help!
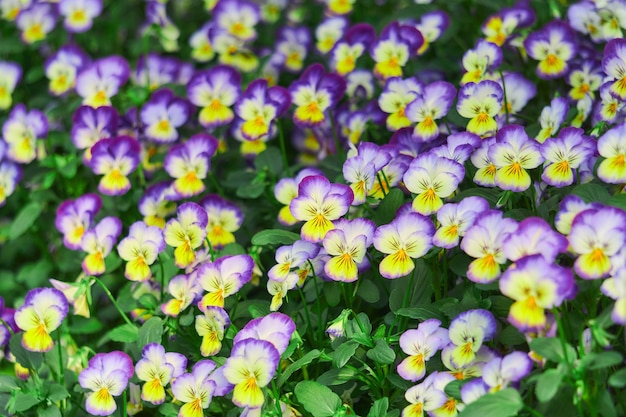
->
[541,127,594,187]
[601,248,626,325]
[432,131,481,165]
[0,160,21,207]
[489,124,543,192]
[2,104,48,164]
[189,22,215,63]
[139,182,176,228]
[370,21,423,80]
[402,372,449,417]
[223,339,279,409]
[171,360,217,417]
[457,80,503,137]
[76,56,130,108]
[14,288,68,352]
[234,79,291,141]
[290,63,346,128]
[161,274,202,317]
[404,153,465,215]
[200,194,243,250]
[447,309,496,368]
[461,210,518,283]
[45,45,90,96]
[502,217,568,263]
[164,202,208,269]
[89,136,140,195]
[78,351,134,417]
[0,60,21,109]
[117,221,165,282]
[524,20,577,79]
[273,168,323,225]
[16,3,56,44]
[276,26,311,73]
[378,76,423,131]
[373,212,435,279]
[71,105,118,161]
[268,240,320,283]
[597,123,626,184]
[442,344,495,381]
[406,81,455,141]
[397,319,449,382]
[481,351,533,393]
[602,38,626,100]
[343,141,392,205]
[164,134,218,199]
[135,343,187,405]
[81,216,122,276]
[415,11,449,55]
[567,1,603,41]
[50,275,94,318]
[290,174,353,243]
[213,0,260,42]
[331,23,376,75]
[594,81,625,124]
[323,217,375,282]
[1,0,32,21]
[433,196,490,249]
[132,53,179,91]
[267,272,299,311]
[497,72,536,121]
[141,88,192,143]
[187,65,241,128]
[196,306,230,357]
[59,0,102,33]
[500,255,575,331]
[233,312,296,356]
[55,193,101,250]
[569,206,626,279]
[482,4,535,46]
[554,194,601,236]
[197,254,254,308]
[568,61,602,101]
[460,39,502,85]
[535,97,568,143]
[315,17,348,54]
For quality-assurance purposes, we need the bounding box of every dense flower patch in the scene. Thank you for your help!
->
[1,0,626,416]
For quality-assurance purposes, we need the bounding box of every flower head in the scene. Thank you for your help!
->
[55,193,101,250]
[0,60,21,109]
[196,306,230,357]
[141,88,192,143]
[524,20,577,79]
[597,123,626,184]
[70,105,118,161]
[118,221,165,282]
[235,79,291,141]
[2,104,48,164]
[448,309,496,368]
[433,196,490,249]
[45,45,90,96]
[164,202,208,269]
[89,136,141,195]
[81,216,122,275]
[371,21,423,80]
[16,3,56,44]
[406,81,456,141]
[161,274,202,317]
[76,56,130,108]
[541,127,595,187]
[135,343,187,405]
[164,134,218,199]
[171,360,218,417]
[197,254,254,308]
[398,319,449,382]
[187,65,241,128]
[15,288,68,352]
[378,76,423,131]
[59,0,102,33]
[233,312,296,355]
[457,80,503,137]
[323,217,375,282]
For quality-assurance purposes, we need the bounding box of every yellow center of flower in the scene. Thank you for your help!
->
[71,9,86,23]
[545,54,559,67]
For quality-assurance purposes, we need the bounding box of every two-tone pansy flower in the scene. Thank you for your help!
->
[500,255,575,331]
[161,274,202,317]
[14,288,68,352]
[189,22,215,63]
[373,212,435,279]
[316,16,348,54]
[164,202,208,269]
[268,239,320,284]
[433,196,490,249]
[49,275,94,318]
[290,63,346,128]
[406,81,455,142]
[233,312,296,356]
[397,319,449,382]
[502,217,568,263]
[0,158,21,207]
[343,141,392,205]
[481,351,533,392]
[234,79,291,141]
[461,210,518,283]
[164,133,218,199]
[470,138,497,187]
[460,39,502,85]
[55,193,101,250]
[0,60,21,110]
[432,131,481,165]
[16,3,56,44]
[457,80,503,137]
[78,351,134,416]
[541,127,594,187]
[187,64,241,128]
[601,247,626,325]
[117,221,165,282]
[45,45,90,96]
[597,123,626,184]
[497,72,536,122]
[481,4,535,46]
[200,194,243,250]
[402,372,449,417]
[524,20,577,79]
[370,21,423,80]
[554,194,601,236]
[76,56,130,107]
[447,309,496,368]
[141,88,192,143]
[59,0,102,33]
[535,97,568,143]
[135,343,187,405]
[569,206,626,279]
[132,53,179,91]
[273,168,323,226]
[196,306,230,357]
[71,105,118,161]
[197,254,254,308]
[403,153,465,215]
[171,360,218,417]
[323,217,375,282]
[0,0,32,21]
[331,23,376,75]
[289,174,353,243]
[139,182,176,228]
[213,0,260,42]
[567,60,602,101]
[276,26,311,73]
[602,38,626,100]
[378,76,423,131]
[81,216,122,276]
[89,136,140,195]
[415,10,449,55]
[489,124,543,192]
[2,104,47,164]
[594,81,625,124]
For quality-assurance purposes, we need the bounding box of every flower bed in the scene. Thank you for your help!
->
[1,0,626,416]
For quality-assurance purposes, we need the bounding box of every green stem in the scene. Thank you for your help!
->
[158,254,166,303]
[55,330,65,386]
[121,388,127,417]
[208,172,224,196]
[499,70,510,125]
[92,277,134,326]
[271,380,283,416]
[523,404,546,417]
[328,109,345,160]
[277,119,291,176]
[297,287,314,344]
[0,318,14,336]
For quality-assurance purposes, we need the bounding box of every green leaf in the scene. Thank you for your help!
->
[9,333,43,370]
[69,317,104,334]
[159,402,178,417]
[137,293,159,310]
[250,229,301,246]
[345,313,373,347]
[580,351,623,371]
[254,147,283,176]
[236,182,265,199]
[332,340,359,368]
[323,281,341,307]
[367,397,389,417]
[444,380,465,401]
[367,339,396,364]
[317,368,358,386]
[295,381,342,417]
[535,368,563,403]
[278,349,321,387]
[607,194,626,211]
[598,389,617,417]
[571,183,611,204]
[373,188,405,226]
[448,253,472,278]
[0,375,19,392]
[530,337,577,364]
[457,388,523,417]
[47,384,69,402]
[609,368,626,388]
[396,306,446,322]
[9,202,43,240]
[218,243,246,256]
[37,405,62,417]
[179,310,194,327]
[389,259,433,312]
[14,392,41,412]
[248,303,270,319]
[499,326,526,346]
[137,317,164,348]
[356,278,380,303]
[105,323,139,344]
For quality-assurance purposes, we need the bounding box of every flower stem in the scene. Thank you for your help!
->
[92,277,134,326]
[277,119,291,176]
